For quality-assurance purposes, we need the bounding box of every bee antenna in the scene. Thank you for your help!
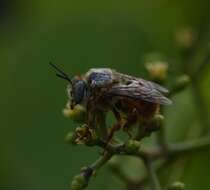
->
[49,62,73,85]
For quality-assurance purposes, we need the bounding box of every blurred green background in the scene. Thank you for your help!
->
[1,0,210,190]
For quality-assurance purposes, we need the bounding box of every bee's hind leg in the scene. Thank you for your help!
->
[122,113,137,139]
[99,107,122,155]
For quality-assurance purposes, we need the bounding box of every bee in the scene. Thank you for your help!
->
[50,63,172,139]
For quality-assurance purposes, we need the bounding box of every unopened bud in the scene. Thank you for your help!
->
[175,27,196,49]
[65,132,77,145]
[170,75,191,96]
[146,61,168,82]
[70,175,87,190]
[168,181,185,190]
[176,75,191,88]
[63,104,86,123]
[150,114,164,130]
[107,156,119,168]
[125,140,141,153]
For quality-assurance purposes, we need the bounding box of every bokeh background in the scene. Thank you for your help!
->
[1,0,210,190]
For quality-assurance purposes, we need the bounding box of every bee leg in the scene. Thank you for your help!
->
[134,119,148,140]
[123,113,137,138]
[112,106,121,121]
[100,108,124,155]
[86,111,96,128]
[102,108,122,148]
[102,107,121,142]
[86,100,97,129]
[107,122,121,141]
[101,122,121,155]
[109,107,123,138]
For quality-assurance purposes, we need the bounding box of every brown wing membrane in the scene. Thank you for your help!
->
[142,79,169,94]
[106,83,172,105]
[113,72,169,94]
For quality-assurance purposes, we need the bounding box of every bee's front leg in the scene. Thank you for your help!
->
[86,100,97,129]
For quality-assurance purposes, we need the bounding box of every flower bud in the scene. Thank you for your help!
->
[63,104,86,123]
[107,156,119,168]
[170,75,191,95]
[125,140,141,153]
[176,75,191,88]
[146,61,168,82]
[65,132,77,145]
[70,175,87,190]
[148,114,164,131]
[175,27,196,49]
[168,181,185,190]
[71,180,82,190]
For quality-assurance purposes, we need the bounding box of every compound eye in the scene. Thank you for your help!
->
[73,81,86,104]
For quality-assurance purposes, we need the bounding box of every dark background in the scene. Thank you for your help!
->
[1,0,210,190]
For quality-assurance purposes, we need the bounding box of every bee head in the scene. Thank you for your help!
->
[50,63,87,109]
[67,78,87,109]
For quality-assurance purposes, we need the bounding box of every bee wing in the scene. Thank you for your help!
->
[105,83,172,105]
[141,79,169,94]
[114,72,169,94]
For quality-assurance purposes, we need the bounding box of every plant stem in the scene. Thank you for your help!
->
[90,152,113,171]
[156,124,168,152]
[169,137,210,156]
[144,158,162,190]
[127,137,210,189]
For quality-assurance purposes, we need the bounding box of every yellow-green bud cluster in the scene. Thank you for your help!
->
[63,104,86,123]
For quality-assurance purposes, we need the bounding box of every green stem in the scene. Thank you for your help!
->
[191,79,210,134]
[97,136,210,160]
[144,158,162,190]
[128,137,210,188]
[90,152,113,171]
[169,137,210,156]
[156,124,168,152]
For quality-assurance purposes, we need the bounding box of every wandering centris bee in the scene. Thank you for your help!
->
[50,63,172,139]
